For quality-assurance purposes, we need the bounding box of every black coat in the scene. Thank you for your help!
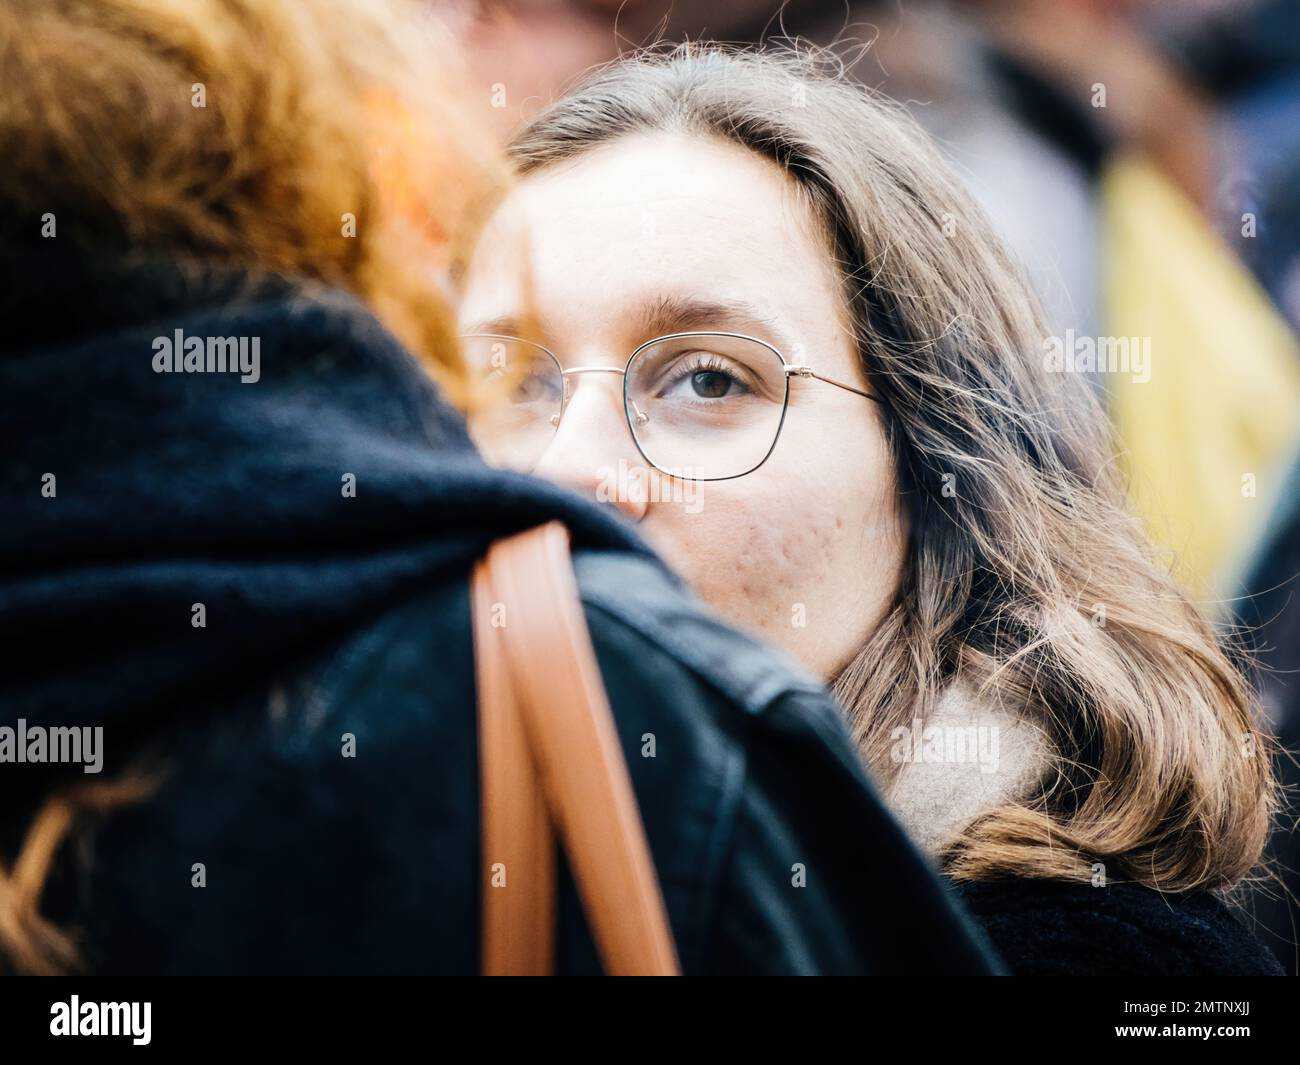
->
[0,251,998,974]
[957,881,1282,976]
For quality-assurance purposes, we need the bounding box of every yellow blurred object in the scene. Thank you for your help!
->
[1103,154,1300,602]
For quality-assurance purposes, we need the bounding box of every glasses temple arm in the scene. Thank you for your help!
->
[785,365,879,402]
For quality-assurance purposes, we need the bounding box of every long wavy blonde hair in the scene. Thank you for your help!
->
[509,44,1277,893]
[0,0,497,972]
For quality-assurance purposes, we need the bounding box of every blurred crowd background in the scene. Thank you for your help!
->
[437,0,1300,967]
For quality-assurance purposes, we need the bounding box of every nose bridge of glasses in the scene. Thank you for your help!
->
[559,363,629,412]
[552,362,635,439]
[556,378,651,446]
[562,365,627,378]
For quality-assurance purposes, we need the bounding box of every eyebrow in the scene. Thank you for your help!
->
[463,294,796,357]
[636,294,788,348]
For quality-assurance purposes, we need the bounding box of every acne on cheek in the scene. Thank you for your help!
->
[729,506,842,626]
[647,477,885,657]
[648,508,791,630]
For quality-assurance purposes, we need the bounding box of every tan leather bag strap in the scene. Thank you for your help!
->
[472,521,680,976]
[473,552,556,975]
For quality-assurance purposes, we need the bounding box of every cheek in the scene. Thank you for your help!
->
[642,465,876,635]
[638,413,905,677]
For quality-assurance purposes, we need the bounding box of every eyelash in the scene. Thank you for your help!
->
[663,354,750,392]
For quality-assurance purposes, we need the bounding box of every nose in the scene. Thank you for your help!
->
[532,371,650,522]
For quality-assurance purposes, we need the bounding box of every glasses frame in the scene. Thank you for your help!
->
[463,330,879,482]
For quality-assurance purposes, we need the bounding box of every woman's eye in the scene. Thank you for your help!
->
[510,367,561,404]
[662,359,749,400]
[517,377,548,401]
[689,370,734,398]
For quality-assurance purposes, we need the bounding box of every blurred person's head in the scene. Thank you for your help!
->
[0,0,499,403]
[458,45,1275,892]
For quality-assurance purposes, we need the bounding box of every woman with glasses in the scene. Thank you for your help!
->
[456,45,1283,975]
[0,0,998,976]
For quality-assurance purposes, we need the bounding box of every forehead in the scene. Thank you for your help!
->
[458,131,845,346]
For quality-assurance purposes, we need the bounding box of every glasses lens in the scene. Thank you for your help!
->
[461,335,563,471]
[625,334,788,479]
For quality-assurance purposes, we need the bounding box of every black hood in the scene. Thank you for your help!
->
[0,249,658,751]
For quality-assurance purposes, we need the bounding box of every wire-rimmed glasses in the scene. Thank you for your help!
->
[462,331,877,482]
